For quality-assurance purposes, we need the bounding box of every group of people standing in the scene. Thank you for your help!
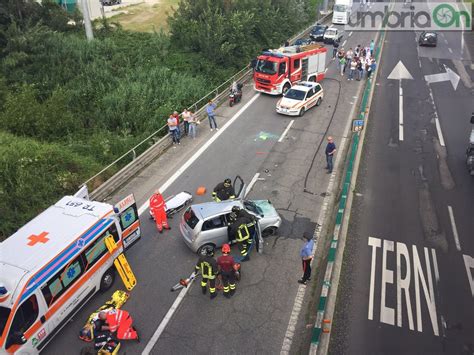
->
[167,108,200,145]
[333,40,377,81]
[167,99,219,145]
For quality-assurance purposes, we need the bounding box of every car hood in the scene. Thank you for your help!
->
[278,97,303,109]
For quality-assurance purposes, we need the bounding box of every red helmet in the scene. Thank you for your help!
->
[222,244,231,254]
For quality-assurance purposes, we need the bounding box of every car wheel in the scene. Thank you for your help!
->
[100,268,115,292]
[197,243,215,255]
[262,227,277,238]
[282,83,291,95]
[299,107,306,117]
[316,97,322,106]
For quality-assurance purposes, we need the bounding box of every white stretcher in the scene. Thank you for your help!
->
[150,191,193,219]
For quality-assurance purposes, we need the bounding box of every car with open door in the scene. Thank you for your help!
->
[179,176,282,254]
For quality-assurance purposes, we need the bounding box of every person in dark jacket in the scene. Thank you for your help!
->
[212,178,236,202]
[228,206,256,261]
[195,248,219,299]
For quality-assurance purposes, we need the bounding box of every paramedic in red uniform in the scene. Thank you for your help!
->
[98,309,139,341]
[149,190,170,233]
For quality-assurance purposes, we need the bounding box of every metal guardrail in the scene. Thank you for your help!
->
[86,11,334,201]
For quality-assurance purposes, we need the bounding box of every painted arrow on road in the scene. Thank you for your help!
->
[424,65,460,90]
[388,61,414,142]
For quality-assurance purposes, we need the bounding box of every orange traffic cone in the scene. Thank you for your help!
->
[196,186,206,195]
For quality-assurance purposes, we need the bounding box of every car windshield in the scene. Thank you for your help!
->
[0,306,11,338]
[312,26,325,33]
[255,59,278,75]
[325,29,337,36]
[184,207,200,229]
[334,4,347,12]
[424,33,436,38]
[284,89,306,101]
[244,200,263,216]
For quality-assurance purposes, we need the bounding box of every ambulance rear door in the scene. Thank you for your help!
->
[115,194,141,249]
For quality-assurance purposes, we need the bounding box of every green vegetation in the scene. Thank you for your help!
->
[0,0,319,239]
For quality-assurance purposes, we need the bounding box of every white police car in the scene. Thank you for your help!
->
[276,81,324,117]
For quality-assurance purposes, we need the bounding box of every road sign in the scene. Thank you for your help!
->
[353,119,365,132]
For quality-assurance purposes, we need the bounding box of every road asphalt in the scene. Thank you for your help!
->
[42,27,378,355]
[329,24,474,355]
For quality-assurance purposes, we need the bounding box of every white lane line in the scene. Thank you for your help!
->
[431,249,440,283]
[463,254,474,297]
[448,47,453,54]
[138,93,261,215]
[427,87,446,147]
[434,115,446,147]
[349,31,353,37]
[246,173,260,197]
[278,120,295,142]
[342,40,347,47]
[447,206,461,251]
[142,281,194,355]
[444,38,448,44]
[399,82,404,141]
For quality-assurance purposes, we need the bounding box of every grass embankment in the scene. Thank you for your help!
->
[110,0,179,32]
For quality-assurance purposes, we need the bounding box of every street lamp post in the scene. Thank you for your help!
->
[80,0,94,40]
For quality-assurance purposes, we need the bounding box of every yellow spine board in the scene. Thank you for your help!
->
[105,236,137,291]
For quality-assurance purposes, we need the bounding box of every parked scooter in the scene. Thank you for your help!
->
[229,82,243,107]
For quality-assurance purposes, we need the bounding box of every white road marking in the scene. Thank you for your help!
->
[413,246,439,336]
[396,242,414,330]
[463,254,474,297]
[368,237,440,336]
[434,116,446,147]
[278,120,295,142]
[381,240,395,325]
[342,40,347,47]
[246,173,260,197]
[431,249,440,284]
[447,206,461,251]
[444,38,448,44]
[349,31,353,37]
[448,47,453,54]
[427,87,446,147]
[138,93,261,215]
[368,237,381,320]
[142,281,194,355]
[399,83,404,141]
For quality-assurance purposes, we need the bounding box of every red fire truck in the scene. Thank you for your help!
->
[253,44,327,95]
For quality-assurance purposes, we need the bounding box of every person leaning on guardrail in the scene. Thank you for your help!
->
[188,110,198,139]
[167,114,180,145]
[182,108,191,136]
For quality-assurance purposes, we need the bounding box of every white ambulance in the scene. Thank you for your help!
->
[0,193,141,354]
